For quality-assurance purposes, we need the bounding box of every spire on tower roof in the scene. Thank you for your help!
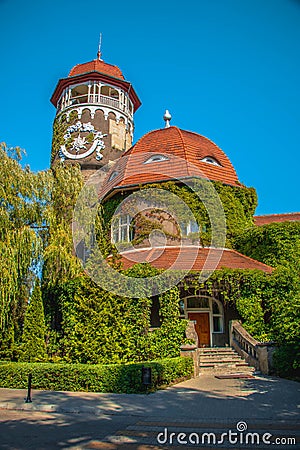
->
[97,33,102,60]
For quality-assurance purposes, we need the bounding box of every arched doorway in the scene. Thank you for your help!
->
[182,296,224,347]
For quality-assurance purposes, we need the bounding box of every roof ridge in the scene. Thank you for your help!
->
[173,127,190,175]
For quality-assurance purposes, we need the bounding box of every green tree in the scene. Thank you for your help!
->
[0,143,51,357]
[42,163,83,336]
[19,282,47,362]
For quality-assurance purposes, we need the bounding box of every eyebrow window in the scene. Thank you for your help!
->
[144,154,169,164]
[108,171,119,181]
[201,156,222,166]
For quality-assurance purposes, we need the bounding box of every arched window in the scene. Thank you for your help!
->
[187,297,209,309]
[110,88,119,99]
[201,156,222,167]
[101,85,110,96]
[144,154,169,164]
[70,84,88,104]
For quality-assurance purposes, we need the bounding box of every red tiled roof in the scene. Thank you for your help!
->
[51,59,141,112]
[69,59,124,80]
[254,213,300,226]
[113,246,273,273]
[101,127,241,198]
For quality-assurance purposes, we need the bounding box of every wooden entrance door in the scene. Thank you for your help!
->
[188,312,210,346]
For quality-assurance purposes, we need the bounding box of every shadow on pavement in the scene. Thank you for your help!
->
[0,375,299,449]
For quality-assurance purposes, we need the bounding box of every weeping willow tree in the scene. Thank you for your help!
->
[0,143,51,359]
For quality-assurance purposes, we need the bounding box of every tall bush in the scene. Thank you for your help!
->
[19,283,47,362]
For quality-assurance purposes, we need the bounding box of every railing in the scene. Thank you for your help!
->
[59,94,131,116]
[230,320,276,375]
[98,94,121,109]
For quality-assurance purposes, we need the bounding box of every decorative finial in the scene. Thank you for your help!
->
[97,33,102,60]
[163,110,172,128]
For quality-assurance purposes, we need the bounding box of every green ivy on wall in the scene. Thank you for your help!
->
[234,221,300,269]
[51,110,79,163]
[97,178,257,254]
[49,267,188,364]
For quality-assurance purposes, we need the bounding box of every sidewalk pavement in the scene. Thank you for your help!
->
[0,373,299,422]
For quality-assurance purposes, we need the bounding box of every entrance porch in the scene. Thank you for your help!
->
[179,296,239,347]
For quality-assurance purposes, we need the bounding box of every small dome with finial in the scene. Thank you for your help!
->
[163,110,172,128]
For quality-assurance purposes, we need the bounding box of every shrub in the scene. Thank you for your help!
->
[272,343,300,379]
[19,283,47,362]
[0,357,193,394]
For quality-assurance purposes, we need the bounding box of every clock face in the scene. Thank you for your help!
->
[59,121,107,161]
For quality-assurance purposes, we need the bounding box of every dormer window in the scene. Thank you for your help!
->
[201,156,222,166]
[108,171,119,181]
[144,154,169,164]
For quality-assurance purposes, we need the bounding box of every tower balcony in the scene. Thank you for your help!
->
[57,94,133,118]
[57,83,134,119]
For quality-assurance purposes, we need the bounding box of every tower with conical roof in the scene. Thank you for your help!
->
[50,49,141,176]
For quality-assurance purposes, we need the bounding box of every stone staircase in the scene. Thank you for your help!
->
[199,346,256,375]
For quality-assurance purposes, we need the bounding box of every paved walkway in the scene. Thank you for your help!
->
[0,374,299,449]
[0,373,299,420]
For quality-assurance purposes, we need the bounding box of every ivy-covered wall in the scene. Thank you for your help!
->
[99,179,257,254]
[233,221,300,377]
[46,269,188,364]
[234,221,300,269]
[51,111,78,164]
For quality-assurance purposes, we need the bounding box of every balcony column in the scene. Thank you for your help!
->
[121,91,125,112]
[67,88,71,108]
[88,82,92,103]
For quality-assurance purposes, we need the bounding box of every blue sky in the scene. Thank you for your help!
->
[0,0,299,215]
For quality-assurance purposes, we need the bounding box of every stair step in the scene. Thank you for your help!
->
[200,356,242,362]
[199,353,240,359]
[200,359,243,365]
[198,346,255,375]
[200,367,255,374]
[199,348,234,353]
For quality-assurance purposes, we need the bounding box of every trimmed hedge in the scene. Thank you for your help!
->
[0,357,193,394]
